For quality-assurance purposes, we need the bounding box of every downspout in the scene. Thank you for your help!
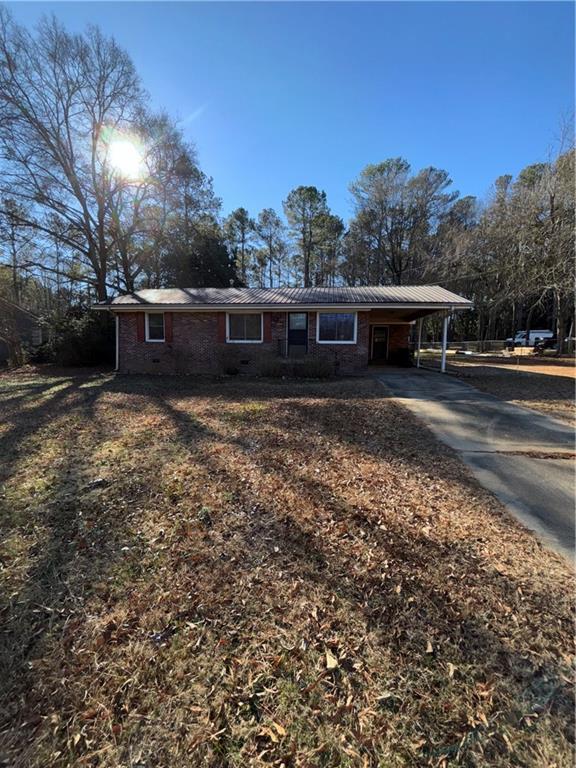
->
[115,314,119,372]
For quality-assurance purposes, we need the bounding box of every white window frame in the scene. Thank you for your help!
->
[226,312,263,344]
[316,311,358,345]
[316,309,358,344]
[145,312,165,342]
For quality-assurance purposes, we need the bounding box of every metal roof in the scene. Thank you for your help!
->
[98,285,471,309]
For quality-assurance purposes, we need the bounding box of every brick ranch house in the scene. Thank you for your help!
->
[93,286,472,375]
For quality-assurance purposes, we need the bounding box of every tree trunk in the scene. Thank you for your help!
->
[565,316,574,355]
[525,303,536,348]
[268,242,273,288]
[9,217,20,304]
[95,266,107,302]
[555,290,565,356]
[510,301,516,339]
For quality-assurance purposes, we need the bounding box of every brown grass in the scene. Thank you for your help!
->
[0,371,573,767]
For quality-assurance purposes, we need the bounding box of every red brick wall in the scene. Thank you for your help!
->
[387,324,412,354]
[117,310,412,374]
[306,311,371,373]
[118,311,287,375]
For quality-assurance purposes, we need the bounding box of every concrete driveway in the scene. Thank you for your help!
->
[377,368,575,561]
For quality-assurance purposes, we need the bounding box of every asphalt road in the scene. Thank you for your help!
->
[377,368,575,561]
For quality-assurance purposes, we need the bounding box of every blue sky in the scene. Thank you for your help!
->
[6,2,575,221]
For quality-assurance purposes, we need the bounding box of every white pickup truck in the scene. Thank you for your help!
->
[505,329,554,347]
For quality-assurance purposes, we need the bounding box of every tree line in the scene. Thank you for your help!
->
[0,8,573,351]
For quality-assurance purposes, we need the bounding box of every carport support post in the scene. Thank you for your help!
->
[416,318,423,368]
[441,313,448,373]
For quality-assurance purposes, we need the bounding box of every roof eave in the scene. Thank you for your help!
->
[93,301,472,312]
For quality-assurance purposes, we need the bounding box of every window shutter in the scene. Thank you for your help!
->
[136,313,145,342]
[263,313,272,343]
[165,312,173,343]
[217,313,226,342]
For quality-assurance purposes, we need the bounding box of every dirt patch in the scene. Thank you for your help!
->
[0,373,573,767]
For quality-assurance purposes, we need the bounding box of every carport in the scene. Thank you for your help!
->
[365,302,464,373]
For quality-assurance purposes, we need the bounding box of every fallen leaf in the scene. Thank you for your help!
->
[272,721,286,736]
[477,710,489,727]
[326,649,339,669]
[259,726,278,743]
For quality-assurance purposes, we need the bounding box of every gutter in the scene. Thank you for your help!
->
[93,302,471,313]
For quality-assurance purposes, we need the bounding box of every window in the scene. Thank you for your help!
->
[289,313,307,330]
[317,312,357,344]
[227,313,263,343]
[146,313,165,342]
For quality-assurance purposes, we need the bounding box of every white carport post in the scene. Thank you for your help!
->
[416,317,423,368]
[440,312,449,373]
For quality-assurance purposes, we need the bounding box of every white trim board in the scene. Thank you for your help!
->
[226,311,263,344]
[316,311,358,345]
[145,312,165,342]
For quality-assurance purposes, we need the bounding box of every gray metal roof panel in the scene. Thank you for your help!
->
[105,285,471,307]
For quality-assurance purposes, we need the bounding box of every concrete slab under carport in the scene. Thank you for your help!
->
[377,368,575,561]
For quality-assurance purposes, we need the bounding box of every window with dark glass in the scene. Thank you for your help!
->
[317,313,356,342]
[228,313,262,342]
[146,313,165,341]
[289,313,307,330]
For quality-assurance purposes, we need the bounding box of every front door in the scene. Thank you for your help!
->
[370,325,389,363]
[288,312,308,357]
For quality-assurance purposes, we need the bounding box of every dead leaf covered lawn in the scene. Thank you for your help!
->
[0,372,573,767]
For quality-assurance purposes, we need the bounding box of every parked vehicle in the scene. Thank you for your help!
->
[505,329,554,348]
[533,337,557,355]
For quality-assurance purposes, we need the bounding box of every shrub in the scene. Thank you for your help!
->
[291,358,333,379]
[258,356,333,379]
[28,342,52,364]
[46,310,114,367]
[217,347,248,376]
[259,358,290,378]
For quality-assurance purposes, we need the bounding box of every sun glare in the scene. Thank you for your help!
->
[108,139,144,181]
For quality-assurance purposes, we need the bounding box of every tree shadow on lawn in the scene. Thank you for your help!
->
[135,378,573,647]
[0,376,80,422]
[273,395,572,600]
[0,375,217,765]
[0,377,85,488]
[106,372,366,404]
[0,374,572,766]
[0,378,113,679]
[148,386,574,765]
